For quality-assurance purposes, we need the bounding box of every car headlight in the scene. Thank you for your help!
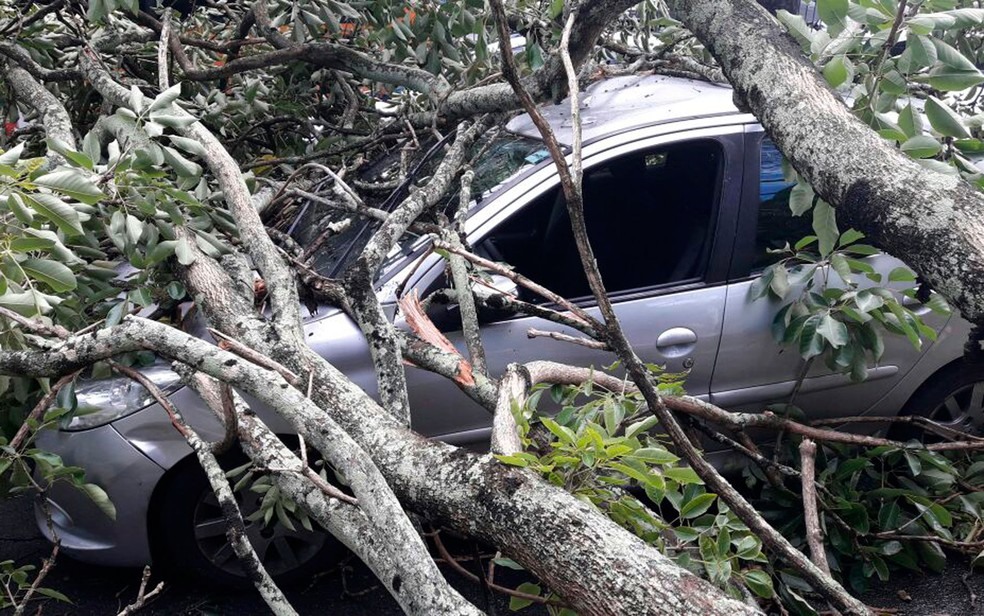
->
[60,361,184,431]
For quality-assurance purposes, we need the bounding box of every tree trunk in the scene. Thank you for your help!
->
[667,0,984,325]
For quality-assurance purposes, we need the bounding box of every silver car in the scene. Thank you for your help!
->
[35,73,981,583]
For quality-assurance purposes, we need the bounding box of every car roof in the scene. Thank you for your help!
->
[505,73,739,146]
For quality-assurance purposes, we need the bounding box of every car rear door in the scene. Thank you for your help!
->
[709,127,947,420]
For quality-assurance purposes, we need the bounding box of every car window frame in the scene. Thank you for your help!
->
[729,126,787,281]
[402,122,747,317]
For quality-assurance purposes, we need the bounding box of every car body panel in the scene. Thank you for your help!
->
[35,424,164,567]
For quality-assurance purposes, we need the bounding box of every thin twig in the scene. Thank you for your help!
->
[115,567,165,616]
[9,371,80,451]
[0,305,70,339]
[12,543,58,616]
[430,530,568,608]
[526,328,608,350]
[208,328,300,384]
[434,241,600,332]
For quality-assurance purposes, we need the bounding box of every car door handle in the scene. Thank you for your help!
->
[656,327,698,357]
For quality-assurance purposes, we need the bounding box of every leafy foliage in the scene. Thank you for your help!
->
[751,215,949,381]
[497,375,776,607]
[747,439,984,598]
[498,373,984,614]
[777,1,984,186]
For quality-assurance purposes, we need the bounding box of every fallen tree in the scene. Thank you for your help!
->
[1,0,984,614]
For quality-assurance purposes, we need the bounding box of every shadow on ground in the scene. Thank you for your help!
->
[3,493,982,615]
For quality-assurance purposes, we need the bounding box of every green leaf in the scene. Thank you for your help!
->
[776,10,815,52]
[46,137,94,170]
[10,237,55,252]
[160,146,203,178]
[904,451,923,476]
[508,582,541,611]
[22,259,76,292]
[823,55,851,88]
[927,37,984,91]
[149,112,197,129]
[749,268,774,300]
[81,483,116,520]
[878,501,901,528]
[541,417,577,445]
[817,313,848,348]
[789,182,815,216]
[21,193,84,236]
[167,135,207,157]
[493,557,525,571]
[925,96,970,138]
[175,236,196,265]
[129,85,145,113]
[33,170,105,205]
[838,229,865,247]
[817,0,849,35]
[879,69,907,96]
[166,281,186,300]
[8,193,34,224]
[150,83,183,111]
[0,142,25,165]
[664,467,702,484]
[829,253,853,282]
[743,570,775,598]
[908,13,956,34]
[799,315,826,360]
[888,266,917,282]
[899,103,923,138]
[679,492,716,519]
[770,264,790,298]
[35,587,72,603]
[903,35,939,72]
[900,135,942,159]
[811,200,838,256]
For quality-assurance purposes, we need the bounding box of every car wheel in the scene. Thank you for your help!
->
[151,453,338,587]
[895,362,984,439]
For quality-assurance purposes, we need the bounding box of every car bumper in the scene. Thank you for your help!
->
[34,423,165,568]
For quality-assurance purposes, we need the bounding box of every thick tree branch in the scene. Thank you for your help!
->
[111,361,298,616]
[666,0,984,324]
[0,59,75,168]
[0,316,483,615]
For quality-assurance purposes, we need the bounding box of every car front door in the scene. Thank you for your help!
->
[402,126,745,443]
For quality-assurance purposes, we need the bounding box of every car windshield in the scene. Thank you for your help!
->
[287,134,547,280]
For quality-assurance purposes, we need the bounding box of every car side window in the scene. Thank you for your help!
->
[753,137,814,270]
[476,139,723,302]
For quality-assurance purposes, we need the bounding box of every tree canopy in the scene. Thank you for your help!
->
[3,1,984,615]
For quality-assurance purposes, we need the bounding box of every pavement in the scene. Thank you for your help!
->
[1,492,981,615]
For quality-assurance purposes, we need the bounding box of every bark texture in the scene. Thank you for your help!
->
[667,0,984,324]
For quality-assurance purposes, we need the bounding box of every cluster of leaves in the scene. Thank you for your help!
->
[751,205,949,381]
[496,375,777,611]
[225,455,331,534]
[749,437,984,600]
[779,1,984,183]
[0,559,70,611]
[498,372,984,615]
[0,397,114,611]
[0,81,231,431]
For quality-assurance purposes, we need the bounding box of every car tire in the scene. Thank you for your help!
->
[893,361,984,440]
[150,451,339,588]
